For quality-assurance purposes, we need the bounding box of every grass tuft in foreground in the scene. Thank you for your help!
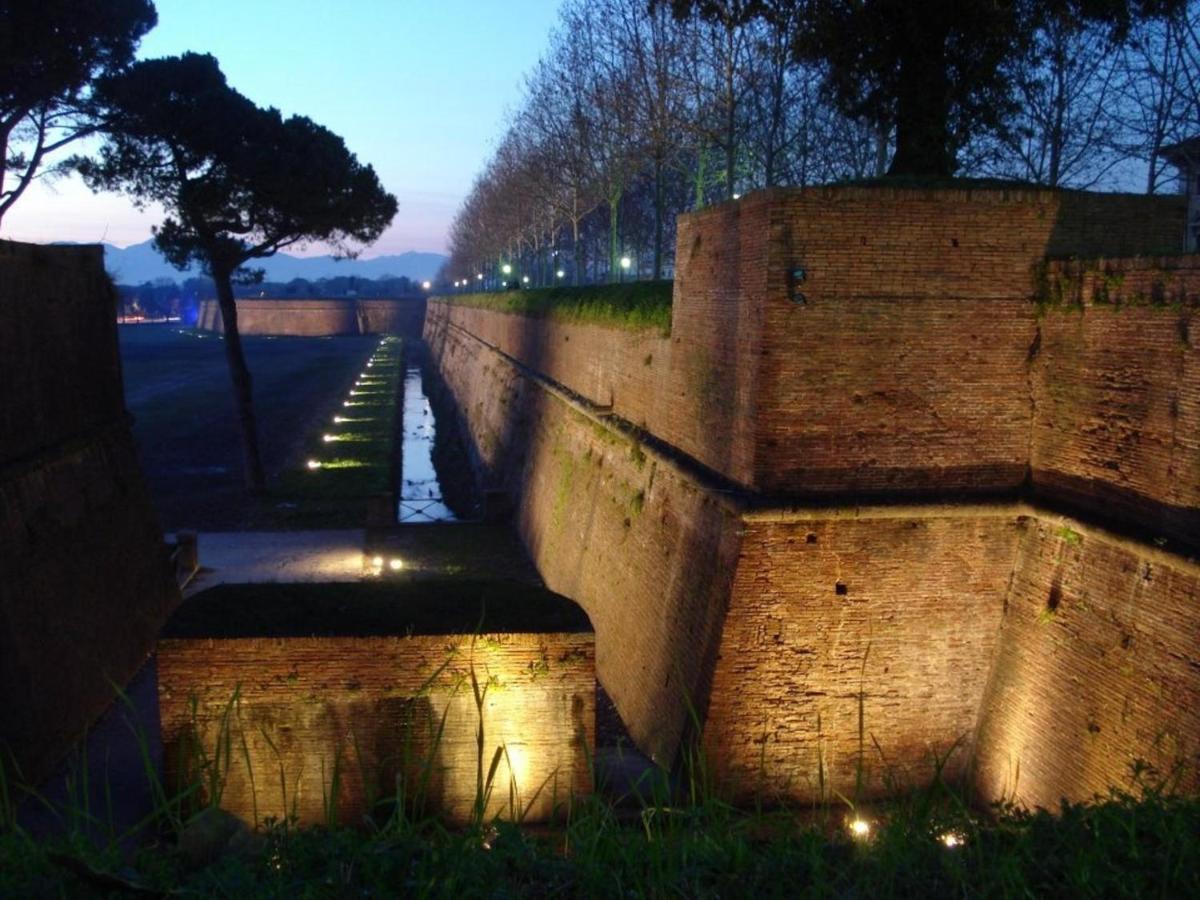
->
[3,729,1197,898]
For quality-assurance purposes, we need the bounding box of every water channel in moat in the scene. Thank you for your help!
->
[403,362,477,525]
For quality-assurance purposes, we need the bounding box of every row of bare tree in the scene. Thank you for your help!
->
[443,0,1200,287]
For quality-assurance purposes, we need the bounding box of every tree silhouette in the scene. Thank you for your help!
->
[81,53,397,492]
[664,0,1184,176]
[0,0,156,228]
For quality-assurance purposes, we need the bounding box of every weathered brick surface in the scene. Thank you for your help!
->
[424,188,1200,807]
[704,511,1019,801]
[425,316,739,765]
[198,298,425,338]
[1032,259,1200,547]
[973,518,1200,810]
[1,241,178,783]
[0,240,124,462]
[431,188,1195,544]
[158,632,593,825]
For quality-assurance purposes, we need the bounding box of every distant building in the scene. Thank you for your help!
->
[1158,135,1200,252]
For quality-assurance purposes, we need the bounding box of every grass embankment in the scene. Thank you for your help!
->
[271,335,402,527]
[119,326,400,530]
[3,735,1195,897]
[439,281,673,334]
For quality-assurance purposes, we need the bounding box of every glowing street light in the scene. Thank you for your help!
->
[556,269,565,278]
[501,263,512,275]
[521,275,530,284]
[620,256,631,270]
[476,273,483,281]
[389,558,403,571]
[421,280,431,290]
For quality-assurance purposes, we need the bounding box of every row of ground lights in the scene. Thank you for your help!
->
[847,813,965,849]
[305,336,399,475]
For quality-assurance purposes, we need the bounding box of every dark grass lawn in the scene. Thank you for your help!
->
[118,325,394,530]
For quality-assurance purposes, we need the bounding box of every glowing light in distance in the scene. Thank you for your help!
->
[371,556,383,567]
[620,256,631,270]
[306,460,321,470]
[322,434,334,442]
[849,818,871,839]
[501,263,512,275]
[389,558,403,571]
[476,273,483,280]
[940,831,964,848]
[333,416,346,423]
[556,269,565,278]
[421,280,431,290]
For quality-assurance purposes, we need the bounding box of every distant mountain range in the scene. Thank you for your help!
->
[59,239,447,284]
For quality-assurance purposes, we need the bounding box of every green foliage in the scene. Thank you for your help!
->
[442,281,673,334]
[0,0,156,223]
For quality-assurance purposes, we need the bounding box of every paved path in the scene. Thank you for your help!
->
[181,529,367,596]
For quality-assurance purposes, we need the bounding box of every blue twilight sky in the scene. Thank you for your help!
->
[3,0,563,255]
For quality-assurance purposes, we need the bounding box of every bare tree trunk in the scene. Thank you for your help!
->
[653,152,664,279]
[0,120,11,229]
[213,269,267,493]
[608,187,621,283]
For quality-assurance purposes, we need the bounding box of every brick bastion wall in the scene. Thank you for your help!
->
[0,240,179,783]
[197,297,426,338]
[423,185,1199,810]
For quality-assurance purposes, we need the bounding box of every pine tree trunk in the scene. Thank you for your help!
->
[214,270,267,493]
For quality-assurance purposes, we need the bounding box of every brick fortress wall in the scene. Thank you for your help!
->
[197,297,426,338]
[0,240,179,783]
[424,186,1199,809]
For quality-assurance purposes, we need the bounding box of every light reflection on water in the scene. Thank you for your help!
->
[398,365,457,523]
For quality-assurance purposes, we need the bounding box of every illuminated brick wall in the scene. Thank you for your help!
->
[973,518,1200,810]
[425,315,737,765]
[0,240,178,783]
[423,186,1199,810]
[157,584,594,826]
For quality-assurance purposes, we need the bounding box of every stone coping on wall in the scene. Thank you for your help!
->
[163,578,594,639]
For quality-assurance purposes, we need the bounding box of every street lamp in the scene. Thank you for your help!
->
[620,255,631,283]
[421,280,431,290]
[556,269,565,279]
[501,263,512,275]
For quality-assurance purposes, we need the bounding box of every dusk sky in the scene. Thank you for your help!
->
[2,0,563,256]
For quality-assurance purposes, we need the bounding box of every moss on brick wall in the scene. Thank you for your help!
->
[436,282,673,334]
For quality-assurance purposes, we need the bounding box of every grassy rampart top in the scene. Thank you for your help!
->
[432,281,673,334]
